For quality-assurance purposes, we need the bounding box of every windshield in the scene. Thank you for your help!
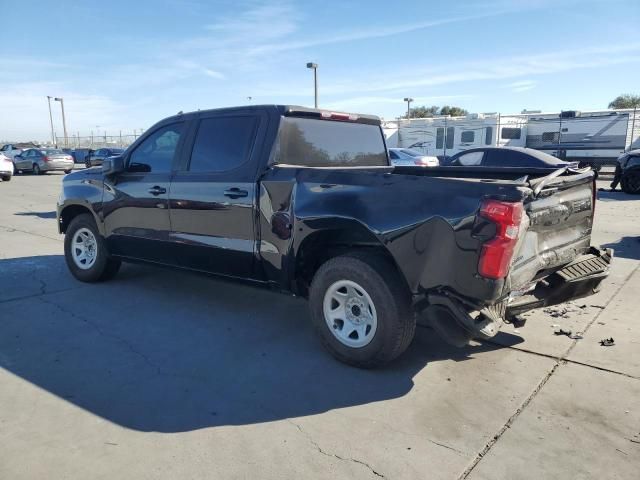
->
[277,117,388,167]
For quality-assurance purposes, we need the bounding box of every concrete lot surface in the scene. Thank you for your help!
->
[0,171,638,479]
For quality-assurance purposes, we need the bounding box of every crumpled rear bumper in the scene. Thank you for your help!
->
[506,246,613,319]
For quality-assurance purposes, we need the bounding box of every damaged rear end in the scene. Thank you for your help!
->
[423,167,612,346]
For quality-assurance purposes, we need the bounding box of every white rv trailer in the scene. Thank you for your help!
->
[394,113,527,158]
[523,109,640,166]
[392,108,640,165]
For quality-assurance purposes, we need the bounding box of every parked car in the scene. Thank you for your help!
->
[14,148,74,175]
[389,148,439,166]
[85,147,126,168]
[57,105,611,368]
[445,147,578,169]
[615,149,640,194]
[0,142,40,160]
[0,152,13,181]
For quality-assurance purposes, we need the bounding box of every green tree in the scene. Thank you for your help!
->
[405,105,439,118]
[404,105,468,119]
[608,94,640,109]
[439,105,468,117]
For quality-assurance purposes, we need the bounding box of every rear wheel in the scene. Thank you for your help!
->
[1,175,11,181]
[621,169,640,194]
[85,159,91,168]
[33,164,42,175]
[309,252,415,368]
[64,213,121,282]
[64,169,72,174]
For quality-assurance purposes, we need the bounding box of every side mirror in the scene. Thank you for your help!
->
[102,156,125,175]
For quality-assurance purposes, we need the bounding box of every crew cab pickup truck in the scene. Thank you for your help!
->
[57,105,612,367]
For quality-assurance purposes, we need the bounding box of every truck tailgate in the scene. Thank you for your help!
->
[508,169,596,291]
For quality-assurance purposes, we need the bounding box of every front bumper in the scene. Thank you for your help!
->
[506,246,612,318]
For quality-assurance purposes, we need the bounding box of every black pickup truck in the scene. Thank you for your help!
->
[57,105,612,367]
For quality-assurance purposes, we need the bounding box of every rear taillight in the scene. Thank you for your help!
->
[478,199,524,279]
[42,156,49,162]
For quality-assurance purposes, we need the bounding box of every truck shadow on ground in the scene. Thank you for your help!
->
[0,255,523,433]
[14,211,57,219]
[603,236,640,260]
[597,190,640,202]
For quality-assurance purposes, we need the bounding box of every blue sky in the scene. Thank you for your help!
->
[1,0,639,140]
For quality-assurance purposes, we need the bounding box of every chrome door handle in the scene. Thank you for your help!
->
[148,186,167,196]
[223,188,248,198]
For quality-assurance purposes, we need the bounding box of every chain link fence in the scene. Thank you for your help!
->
[54,133,142,149]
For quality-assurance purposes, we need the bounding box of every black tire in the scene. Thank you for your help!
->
[64,213,121,282]
[2,175,11,181]
[64,169,72,174]
[33,164,42,175]
[85,159,91,168]
[309,251,415,368]
[621,169,640,194]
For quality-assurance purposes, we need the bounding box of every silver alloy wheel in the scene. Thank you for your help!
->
[323,279,378,348]
[71,227,98,270]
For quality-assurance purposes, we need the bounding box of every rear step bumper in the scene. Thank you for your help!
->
[419,246,612,347]
[506,246,613,318]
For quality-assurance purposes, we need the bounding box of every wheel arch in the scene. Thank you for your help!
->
[59,203,101,234]
[293,221,410,298]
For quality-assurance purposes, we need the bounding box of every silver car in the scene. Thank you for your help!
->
[388,148,440,167]
[14,148,74,175]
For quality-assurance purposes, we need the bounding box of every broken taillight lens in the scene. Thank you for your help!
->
[478,199,524,279]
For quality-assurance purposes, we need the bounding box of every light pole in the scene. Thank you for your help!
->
[46,96,56,146]
[306,62,318,108]
[404,97,414,119]
[54,97,68,147]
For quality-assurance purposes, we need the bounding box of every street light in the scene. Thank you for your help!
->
[306,62,318,108]
[46,96,56,146]
[404,97,414,119]
[54,97,68,147]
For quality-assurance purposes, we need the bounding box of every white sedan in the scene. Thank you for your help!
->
[0,153,13,181]
[389,148,439,167]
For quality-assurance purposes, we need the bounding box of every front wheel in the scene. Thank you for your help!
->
[64,169,72,174]
[309,252,416,368]
[64,213,121,282]
[85,159,91,168]
[1,175,11,181]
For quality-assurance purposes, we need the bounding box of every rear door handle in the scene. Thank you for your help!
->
[148,186,167,196]
[223,188,248,198]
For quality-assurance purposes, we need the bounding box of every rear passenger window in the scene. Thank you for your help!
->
[189,116,258,172]
[456,151,484,166]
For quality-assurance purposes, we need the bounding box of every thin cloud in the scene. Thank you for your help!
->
[202,68,225,79]
[507,80,537,92]
[247,11,515,56]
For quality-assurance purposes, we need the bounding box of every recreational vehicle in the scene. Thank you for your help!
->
[391,108,639,166]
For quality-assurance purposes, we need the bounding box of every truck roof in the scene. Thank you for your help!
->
[165,105,382,126]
